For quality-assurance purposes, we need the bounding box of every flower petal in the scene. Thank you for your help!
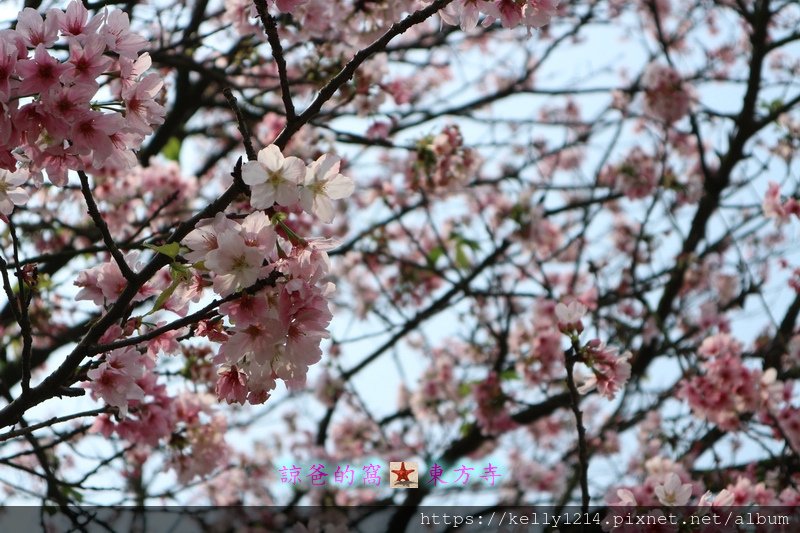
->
[249,182,276,209]
[324,173,354,199]
[313,195,335,223]
[257,144,282,171]
[242,161,267,185]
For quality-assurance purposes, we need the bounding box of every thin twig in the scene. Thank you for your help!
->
[7,218,33,393]
[564,341,590,518]
[222,87,257,160]
[0,408,108,442]
[88,271,280,355]
[253,0,296,120]
[78,170,136,282]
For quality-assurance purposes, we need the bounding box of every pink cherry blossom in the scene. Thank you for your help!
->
[642,63,691,124]
[219,293,270,328]
[216,366,249,404]
[15,8,60,48]
[102,10,148,59]
[699,488,735,507]
[182,212,239,263]
[613,488,637,506]
[59,0,104,39]
[522,0,559,29]
[16,44,69,95]
[204,230,266,296]
[484,0,524,28]
[440,1,491,32]
[0,42,18,101]
[239,210,278,256]
[85,347,149,417]
[63,35,111,85]
[70,110,126,166]
[122,73,166,136]
[763,181,800,224]
[578,341,632,400]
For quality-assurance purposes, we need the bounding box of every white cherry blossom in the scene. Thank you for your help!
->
[0,169,29,215]
[242,144,305,209]
[300,153,354,223]
[654,473,693,506]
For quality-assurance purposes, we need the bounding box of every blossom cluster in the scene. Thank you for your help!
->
[678,333,768,430]
[243,145,354,223]
[763,181,800,224]
[513,299,569,381]
[75,250,160,305]
[473,370,519,436]
[606,454,800,523]
[409,125,479,194]
[184,212,337,405]
[92,161,200,236]
[409,347,462,422]
[555,301,632,400]
[85,346,151,417]
[92,387,230,483]
[577,339,632,400]
[0,1,164,186]
[642,63,691,124]
[598,147,660,199]
[677,332,800,453]
[439,0,560,33]
[78,143,352,416]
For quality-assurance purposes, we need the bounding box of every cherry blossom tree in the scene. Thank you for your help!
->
[0,0,799,530]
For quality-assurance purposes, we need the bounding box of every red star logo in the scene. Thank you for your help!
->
[391,462,415,483]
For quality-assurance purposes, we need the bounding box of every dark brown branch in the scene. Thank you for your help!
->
[5,219,33,393]
[223,88,258,161]
[253,0,297,120]
[0,407,109,442]
[564,342,590,515]
[78,170,136,282]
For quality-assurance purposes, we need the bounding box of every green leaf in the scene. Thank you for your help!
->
[146,242,181,260]
[61,486,84,503]
[162,137,182,162]
[451,231,480,251]
[426,245,444,266]
[461,237,480,251]
[500,369,519,381]
[455,245,470,269]
[144,275,183,316]
[170,263,192,281]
